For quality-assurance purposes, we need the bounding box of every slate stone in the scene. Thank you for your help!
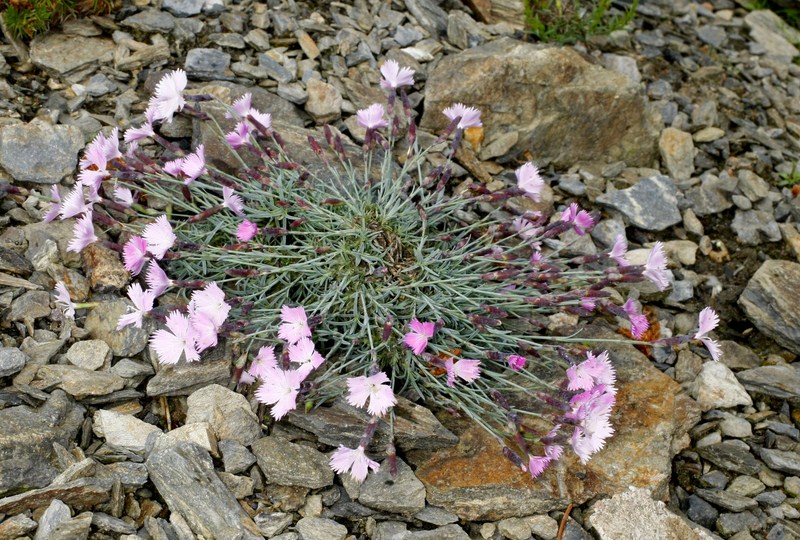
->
[697,442,761,475]
[0,347,27,377]
[404,0,449,35]
[84,297,152,357]
[163,0,204,17]
[718,341,761,371]
[731,209,781,245]
[65,340,111,371]
[145,343,231,397]
[0,477,111,514]
[34,499,71,540]
[185,48,231,80]
[186,384,262,446]
[736,364,800,406]
[685,175,734,216]
[294,517,347,540]
[121,10,176,33]
[252,437,333,489]
[716,512,759,537]
[659,128,695,182]
[596,175,681,231]
[0,513,37,538]
[744,10,800,61]
[760,449,800,476]
[686,494,718,529]
[739,260,800,356]
[36,365,124,399]
[93,409,161,453]
[219,439,257,474]
[258,53,295,83]
[29,34,114,77]
[688,362,752,411]
[695,488,758,513]
[358,458,426,515]
[0,122,83,184]
[0,246,33,276]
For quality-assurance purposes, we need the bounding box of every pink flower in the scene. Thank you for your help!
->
[181,145,207,184]
[53,281,76,319]
[149,69,187,123]
[403,319,436,355]
[528,455,552,478]
[442,103,482,129]
[114,186,134,207]
[117,283,155,330]
[609,234,629,267]
[43,185,62,223]
[123,236,149,276]
[560,202,594,236]
[59,186,91,220]
[622,298,649,339]
[288,337,325,375]
[225,121,251,149]
[124,106,157,142]
[241,346,278,384]
[226,93,252,119]
[508,354,527,371]
[255,368,305,420]
[643,241,670,291]
[236,220,258,242]
[379,59,415,90]
[67,215,98,253]
[695,307,721,361]
[150,311,200,365]
[516,162,544,202]
[247,109,272,132]
[189,282,230,328]
[190,312,218,352]
[278,305,312,344]
[444,358,481,387]
[356,103,388,130]
[512,217,536,240]
[146,261,173,297]
[143,215,176,260]
[566,351,615,391]
[567,384,616,464]
[329,445,380,482]
[164,159,183,177]
[346,372,396,417]
[80,128,120,172]
[222,186,245,216]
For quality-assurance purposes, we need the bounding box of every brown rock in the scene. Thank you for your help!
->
[82,243,129,292]
[0,478,111,514]
[739,259,800,355]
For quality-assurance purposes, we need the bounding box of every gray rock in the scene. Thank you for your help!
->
[8,290,51,323]
[146,349,231,397]
[497,517,532,540]
[257,54,295,83]
[754,490,786,507]
[0,121,83,184]
[104,462,148,489]
[685,175,735,216]
[744,10,800,62]
[695,488,758,513]
[305,78,343,124]
[254,511,293,537]
[716,512,759,537]
[146,439,262,539]
[718,341,761,371]
[83,73,118,97]
[415,505,459,526]
[727,476,765,498]
[404,0,448,35]
[358,458,426,515]
[602,53,641,83]
[65,340,111,371]
[731,209,781,245]
[121,10,176,33]
[185,48,231,80]
[719,416,752,439]
[406,524,470,539]
[38,511,92,540]
[659,128,695,182]
[91,512,137,535]
[0,513,37,538]
[421,38,658,168]
[596,175,681,231]
[93,409,161,453]
[295,517,347,540]
[739,260,800,356]
[696,442,761,475]
[0,246,33,276]
[186,384,261,446]
[0,347,27,377]
[30,34,114,77]
[586,487,717,540]
[36,364,124,399]
[697,25,727,48]
[219,439,257,474]
[686,494,718,529]
[0,477,111,514]
[34,499,71,540]
[162,0,204,17]
[738,170,770,202]
[760,448,800,476]
[252,436,333,489]
[688,362,752,411]
[110,358,154,381]
[84,298,151,357]
[736,364,800,405]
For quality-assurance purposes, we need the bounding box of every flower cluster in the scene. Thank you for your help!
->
[48,60,723,484]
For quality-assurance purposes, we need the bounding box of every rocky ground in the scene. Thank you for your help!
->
[0,0,800,538]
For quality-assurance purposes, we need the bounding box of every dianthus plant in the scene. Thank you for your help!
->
[47,61,722,482]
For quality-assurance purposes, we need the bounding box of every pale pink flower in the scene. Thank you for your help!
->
[67,215,98,253]
[77,168,106,191]
[114,186,134,207]
[580,297,596,311]
[609,234,629,267]
[222,186,245,216]
[123,236,149,276]
[180,145,207,184]
[278,305,312,344]
[43,185,62,223]
[124,106,157,142]
[329,445,380,482]
[567,384,616,464]
[444,358,481,387]
[379,59,415,90]
[288,337,325,374]
[403,319,436,355]
[565,361,595,392]
[516,162,544,202]
[146,261,173,297]
[622,298,649,339]
[356,103,388,130]
[226,93,252,119]
[528,455,552,478]
[643,241,670,291]
[190,311,218,352]
[346,372,396,417]
[566,351,615,391]
[80,128,120,172]
[255,368,305,420]
[117,283,155,330]
[189,282,230,328]
[512,216,536,240]
[695,307,721,361]
[143,215,176,260]
[149,69,187,123]
[150,311,200,365]
[236,220,258,242]
[59,186,91,220]
[241,346,278,384]
[560,202,594,235]
[247,109,272,132]
[225,121,251,149]
[53,281,76,319]
[163,159,183,177]
[508,354,527,371]
[442,103,482,129]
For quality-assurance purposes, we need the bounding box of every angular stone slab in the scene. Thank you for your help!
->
[0,122,84,184]
[30,34,114,77]
[596,175,681,231]
[739,260,800,355]
[0,477,111,514]
[736,364,800,406]
[251,436,333,489]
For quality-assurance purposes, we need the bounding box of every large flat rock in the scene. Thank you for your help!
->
[739,260,800,355]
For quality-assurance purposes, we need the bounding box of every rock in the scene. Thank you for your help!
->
[255,512,293,537]
[218,471,254,499]
[697,442,761,475]
[146,439,262,539]
[37,511,92,540]
[0,347,27,377]
[0,247,33,276]
[727,476,765,498]
[760,449,800,476]
[659,128,695,182]
[686,494,718,529]
[744,10,800,62]
[185,48,231,80]
[685,174,734,216]
[693,127,725,143]
[146,349,231,397]
[731,209,781,245]
[688,362,753,411]
[34,499,71,540]
[93,409,161,453]
[497,517,531,540]
[90,512,137,535]
[586,487,716,540]
[602,53,641,83]
[219,439,256,474]
[421,38,658,168]
[716,512,759,537]
[0,477,111,514]
[257,53,294,83]
[719,415,752,439]
[0,513,37,539]
[359,458,426,515]
[81,243,129,292]
[717,341,761,371]
[121,10,176,33]
[162,0,204,17]
[697,25,727,48]
[737,170,770,202]
[0,120,83,183]
[305,78,343,124]
[295,517,348,540]
[405,0,448,35]
[406,524,470,539]
[252,436,333,489]
[186,384,261,446]
[695,488,758,512]
[415,325,700,520]
[84,298,152,357]
[736,364,800,406]
[784,477,800,497]
[739,260,800,355]
[596,175,681,231]
[36,365,124,399]
[415,505,458,526]
[168,423,218,457]
[65,340,111,371]
[29,34,114,78]
[7,290,51,322]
